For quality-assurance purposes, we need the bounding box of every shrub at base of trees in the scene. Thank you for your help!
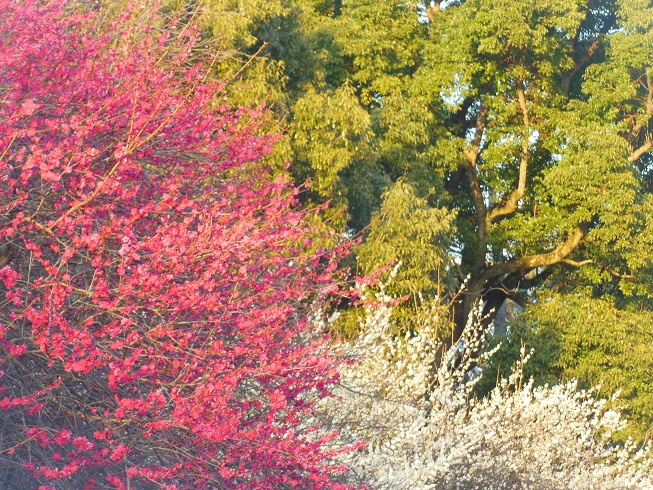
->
[320,283,653,489]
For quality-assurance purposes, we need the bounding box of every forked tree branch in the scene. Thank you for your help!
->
[478,228,585,283]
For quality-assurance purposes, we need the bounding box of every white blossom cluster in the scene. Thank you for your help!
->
[322,284,653,489]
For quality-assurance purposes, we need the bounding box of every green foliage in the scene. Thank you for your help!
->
[291,85,382,228]
[189,0,653,434]
[420,0,582,93]
[480,293,653,442]
[358,180,456,299]
[193,0,399,233]
[335,0,425,104]
[191,0,653,296]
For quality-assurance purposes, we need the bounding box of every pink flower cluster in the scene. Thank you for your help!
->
[0,1,351,488]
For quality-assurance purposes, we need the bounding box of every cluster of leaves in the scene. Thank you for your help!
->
[357,180,455,300]
[0,2,351,488]
[193,0,431,237]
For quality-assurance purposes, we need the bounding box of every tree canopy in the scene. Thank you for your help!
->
[195,0,653,321]
[192,0,653,437]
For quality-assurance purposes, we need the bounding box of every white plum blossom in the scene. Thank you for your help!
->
[321,281,653,489]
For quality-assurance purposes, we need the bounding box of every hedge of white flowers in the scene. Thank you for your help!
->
[321,283,653,489]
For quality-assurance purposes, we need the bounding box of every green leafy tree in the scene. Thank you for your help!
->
[193,0,653,340]
[191,0,390,231]
[410,0,653,337]
[479,293,653,441]
[358,179,455,300]
[291,85,383,230]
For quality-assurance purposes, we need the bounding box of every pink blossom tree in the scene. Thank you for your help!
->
[0,2,349,488]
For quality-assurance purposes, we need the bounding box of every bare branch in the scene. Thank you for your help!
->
[425,1,441,22]
[605,267,634,279]
[463,102,488,168]
[561,258,593,267]
[629,140,652,162]
[647,74,653,113]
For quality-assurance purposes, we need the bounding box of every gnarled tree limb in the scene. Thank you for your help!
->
[478,227,585,284]
[561,37,602,95]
